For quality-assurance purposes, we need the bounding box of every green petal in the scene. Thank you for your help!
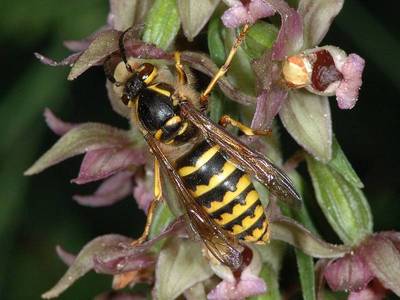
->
[155,238,213,300]
[142,0,180,50]
[279,90,332,162]
[243,21,278,60]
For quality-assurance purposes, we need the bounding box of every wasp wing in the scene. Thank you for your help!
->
[143,133,242,269]
[180,101,302,207]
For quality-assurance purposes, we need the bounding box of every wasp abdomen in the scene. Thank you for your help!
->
[176,140,269,243]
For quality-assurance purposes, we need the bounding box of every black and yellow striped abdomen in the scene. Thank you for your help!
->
[176,140,269,243]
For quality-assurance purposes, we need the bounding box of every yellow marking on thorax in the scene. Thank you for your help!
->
[147,84,171,97]
[205,174,252,213]
[165,115,181,126]
[191,162,237,196]
[178,145,220,176]
[231,205,264,235]
[214,190,259,225]
[155,129,163,140]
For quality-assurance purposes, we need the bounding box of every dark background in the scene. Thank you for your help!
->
[0,0,399,299]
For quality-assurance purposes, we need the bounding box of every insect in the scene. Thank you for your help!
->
[105,24,301,269]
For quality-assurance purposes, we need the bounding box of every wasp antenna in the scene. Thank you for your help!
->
[119,27,133,73]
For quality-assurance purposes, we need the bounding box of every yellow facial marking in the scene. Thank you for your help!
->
[231,205,264,235]
[178,145,220,176]
[206,174,252,213]
[214,190,259,225]
[147,84,171,97]
[192,162,236,196]
[143,66,158,85]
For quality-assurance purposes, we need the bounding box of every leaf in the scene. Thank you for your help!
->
[155,238,213,300]
[295,249,316,300]
[329,137,363,188]
[270,216,349,258]
[25,123,131,175]
[68,30,120,80]
[207,15,226,66]
[298,0,344,48]
[279,90,332,162]
[142,0,181,50]
[306,155,373,246]
[178,0,220,41]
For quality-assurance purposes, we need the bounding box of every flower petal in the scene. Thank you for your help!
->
[72,147,146,184]
[221,5,249,29]
[248,0,276,24]
[95,291,146,300]
[324,253,373,292]
[133,177,153,213]
[279,90,332,162]
[93,253,155,275]
[361,235,400,296]
[44,108,76,136]
[178,0,220,41]
[34,52,80,67]
[270,216,350,258]
[106,81,132,118]
[25,123,131,175]
[42,234,133,299]
[298,0,344,48]
[207,274,267,300]
[155,238,213,300]
[108,0,139,31]
[42,219,185,299]
[336,54,365,109]
[348,280,387,300]
[68,29,120,80]
[73,171,133,207]
[267,0,303,60]
[55,245,76,266]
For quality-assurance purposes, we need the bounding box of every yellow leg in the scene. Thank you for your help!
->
[174,51,187,85]
[219,115,272,136]
[132,159,163,246]
[200,24,250,109]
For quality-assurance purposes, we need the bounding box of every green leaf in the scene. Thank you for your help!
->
[329,137,364,188]
[279,90,332,162]
[207,15,226,66]
[306,155,373,246]
[142,0,180,50]
[295,249,316,300]
[178,0,220,41]
[243,21,278,59]
[155,238,213,300]
[249,263,281,300]
[149,201,174,240]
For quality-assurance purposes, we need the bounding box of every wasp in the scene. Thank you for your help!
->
[105,24,301,269]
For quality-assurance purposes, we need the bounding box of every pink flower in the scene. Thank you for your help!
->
[25,109,150,210]
[221,0,276,28]
[322,232,400,298]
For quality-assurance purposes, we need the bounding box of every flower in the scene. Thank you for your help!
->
[207,246,267,300]
[322,232,400,298]
[25,109,150,210]
[221,0,276,28]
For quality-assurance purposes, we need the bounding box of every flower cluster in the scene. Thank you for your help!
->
[26,0,400,299]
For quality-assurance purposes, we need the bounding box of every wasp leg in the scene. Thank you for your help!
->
[200,24,250,109]
[219,115,272,136]
[119,27,133,73]
[131,158,163,246]
[174,51,187,85]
